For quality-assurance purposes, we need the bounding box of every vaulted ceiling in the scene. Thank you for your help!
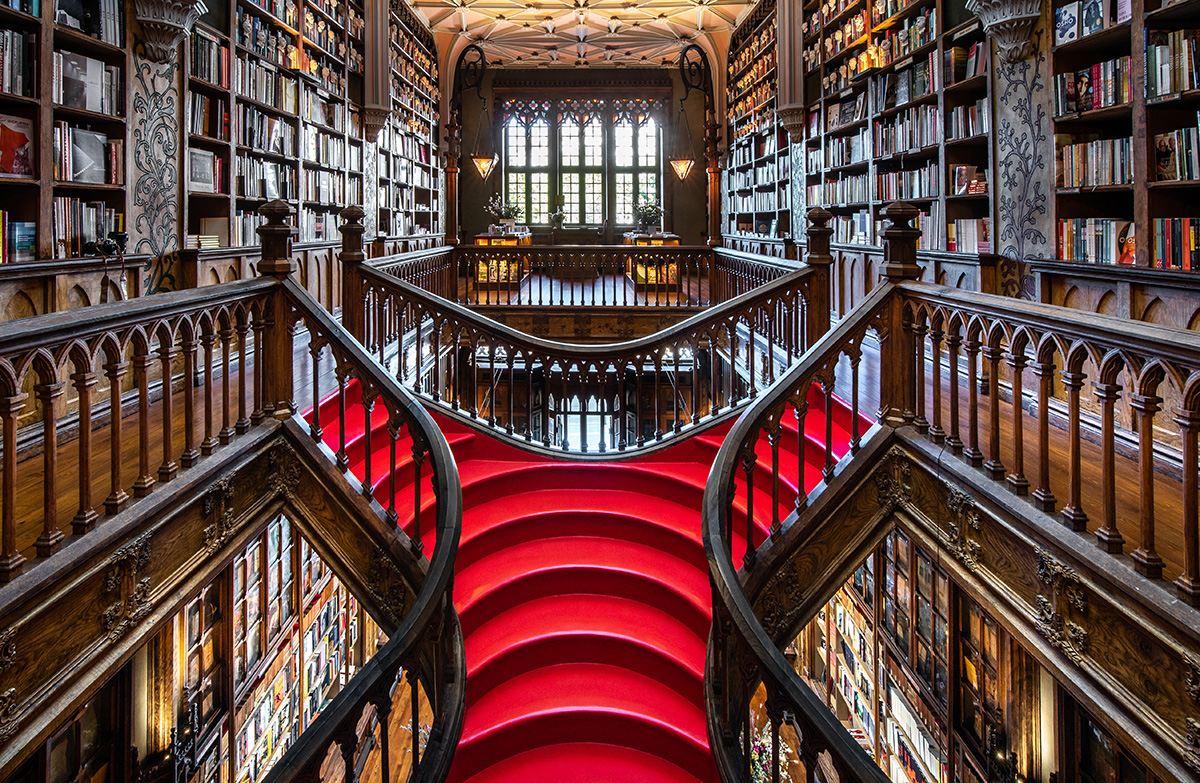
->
[412,0,754,67]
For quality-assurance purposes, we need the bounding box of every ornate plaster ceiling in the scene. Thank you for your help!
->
[412,0,753,67]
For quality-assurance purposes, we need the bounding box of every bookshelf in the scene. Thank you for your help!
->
[376,0,441,243]
[794,0,994,253]
[181,0,369,251]
[1050,0,1197,269]
[724,0,792,244]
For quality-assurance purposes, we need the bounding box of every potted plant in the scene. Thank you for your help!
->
[632,195,664,233]
[549,207,566,229]
[485,195,523,231]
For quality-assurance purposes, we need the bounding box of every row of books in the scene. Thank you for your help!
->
[826,128,868,168]
[873,104,939,156]
[189,93,230,140]
[952,164,989,194]
[235,155,297,200]
[1057,218,1135,264]
[53,122,123,184]
[944,41,987,85]
[53,50,123,115]
[874,53,938,112]
[303,168,343,205]
[1053,0,1131,46]
[833,210,872,246]
[825,94,868,133]
[810,172,871,204]
[0,212,35,262]
[947,218,992,254]
[53,196,123,258]
[298,207,338,242]
[303,91,343,133]
[877,162,939,201]
[729,190,785,212]
[191,28,231,88]
[916,205,939,250]
[55,0,124,47]
[1155,120,1199,181]
[1056,135,1133,187]
[301,127,346,167]
[2,0,38,15]
[1052,56,1131,116]
[1146,30,1199,100]
[1152,218,1199,270]
[0,29,35,98]
[238,103,295,154]
[233,209,266,247]
[947,98,989,140]
[235,57,298,115]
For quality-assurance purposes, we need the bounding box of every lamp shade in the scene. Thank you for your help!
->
[669,157,695,180]
[472,153,499,180]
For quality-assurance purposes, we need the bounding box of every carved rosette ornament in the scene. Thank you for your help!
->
[754,558,807,642]
[267,444,301,495]
[873,448,912,509]
[0,627,14,671]
[132,0,205,63]
[966,0,1042,64]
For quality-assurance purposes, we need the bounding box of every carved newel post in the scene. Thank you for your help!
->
[339,206,366,344]
[445,110,462,246]
[256,200,298,420]
[804,207,834,347]
[880,201,923,425]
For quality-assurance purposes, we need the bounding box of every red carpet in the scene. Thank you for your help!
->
[311,383,857,783]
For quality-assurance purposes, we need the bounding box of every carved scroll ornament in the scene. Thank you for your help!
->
[966,0,1042,64]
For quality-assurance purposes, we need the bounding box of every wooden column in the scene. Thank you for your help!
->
[878,202,922,426]
[1031,361,1057,512]
[257,200,299,419]
[339,205,367,343]
[1059,371,1089,530]
[1174,408,1200,606]
[445,109,462,246]
[1093,382,1124,553]
[103,361,130,515]
[71,370,99,534]
[35,381,65,557]
[0,394,27,581]
[1129,392,1164,578]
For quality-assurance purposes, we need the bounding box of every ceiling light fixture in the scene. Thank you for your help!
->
[542,15,555,32]
[608,16,619,32]
[470,99,499,180]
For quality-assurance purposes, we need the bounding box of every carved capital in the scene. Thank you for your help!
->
[267,444,301,495]
[363,105,393,143]
[967,0,1041,64]
[873,448,912,508]
[776,105,807,144]
[133,0,204,63]
[1185,653,1200,706]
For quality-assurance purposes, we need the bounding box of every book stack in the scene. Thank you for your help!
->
[55,0,124,46]
[53,122,123,184]
[237,103,295,154]
[184,234,222,250]
[952,164,988,194]
[948,218,992,254]
[52,50,123,115]
[1152,218,1199,270]
[0,212,36,262]
[1052,56,1131,115]
[1057,218,1135,263]
[1146,30,1198,99]
[52,196,123,257]
[235,154,296,199]
[188,92,230,140]
[0,29,36,97]
[191,29,231,88]
[876,161,939,200]
[947,98,990,139]
[833,210,872,245]
[234,58,298,114]
[1154,120,1200,181]
[1056,135,1133,187]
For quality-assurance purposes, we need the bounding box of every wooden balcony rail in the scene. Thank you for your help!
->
[353,259,817,455]
[0,200,465,783]
[703,200,1200,783]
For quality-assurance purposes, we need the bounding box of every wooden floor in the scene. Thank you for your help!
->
[460,272,706,307]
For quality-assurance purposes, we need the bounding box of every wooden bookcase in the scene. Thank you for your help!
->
[724,0,792,244]
[795,0,993,253]
[183,0,367,249]
[375,0,441,244]
[1049,0,1198,270]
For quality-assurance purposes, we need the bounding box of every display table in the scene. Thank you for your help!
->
[475,229,532,246]
[623,232,680,246]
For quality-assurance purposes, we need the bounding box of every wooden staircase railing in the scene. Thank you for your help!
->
[0,200,465,783]
[702,200,1200,783]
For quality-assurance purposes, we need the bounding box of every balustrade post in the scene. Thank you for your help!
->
[1093,382,1124,553]
[0,394,27,581]
[879,202,922,425]
[339,206,367,344]
[158,341,179,481]
[963,337,984,466]
[1174,408,1200,606]
[803,207,833,347]
[1058,371,1088,530]
[103,361,130,514]
[982,345,1006,480]
[1031,362,1057,511]
[257,200,299,419]
[1005,350,1029,494]
[35,381,65,557]
[132,352,156,497]
[945,331,963,453]
[180,338,201,467]
[1129,392,1165,578]
[71,371,99,534]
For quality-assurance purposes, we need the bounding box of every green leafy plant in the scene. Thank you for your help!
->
[632,195,664,228]
[485,195,523,221]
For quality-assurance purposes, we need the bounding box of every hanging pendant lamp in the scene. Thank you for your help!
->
[471,100,499,180]
[669,99,696,180]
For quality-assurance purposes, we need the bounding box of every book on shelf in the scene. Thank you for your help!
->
[0,213,36,263]
[188,148,218,193]
[1058,217,1134,263]
[1054,56,1131,114]
[1154,120,1199,181]
[1055,134,1133,186]
[184,234,222,250]
[1054,2,1080,45]
[191,28,231,88]
[53,122,122,184]
[948,218,992,253]
[52,196,122,258]
[0,113,34,177]
[55,0,123,46]
[0,29,37,98]
[3,0,40,15]
[1153,218,1198,270]
[53,51,122,114]
[1079,0,1105,37]
[953,165,977,194]
[1145,30,1199,99]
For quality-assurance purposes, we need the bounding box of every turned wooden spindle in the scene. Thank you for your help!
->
[235,315,251,434]
[804,206,834,348]
[132,352,155,498]
[0,394,26,580]
[963,337,983,466]
[103,360,130,515]
[879,202,922,425]
[200,333,218,455]
[1006,348,1029,495]
[35,380,65,556]
[1129,391,1165,578]
[71,370,99,534]
[1059,371,1089,530]
[1174,407,1200,606]
[157,341,179,482]
[945,330,963,453]
[982,344,1006,480]
[179,338,200,468]
[1031,361,1057,511]
[1093,382,1125,553]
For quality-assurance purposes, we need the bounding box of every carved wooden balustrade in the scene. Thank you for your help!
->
[353,260,818,454]
[702,202,1200,783]
[0,201,465,783]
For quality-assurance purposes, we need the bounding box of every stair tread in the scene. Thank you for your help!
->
[457,742,710,783]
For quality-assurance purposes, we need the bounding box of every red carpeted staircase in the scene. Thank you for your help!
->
[312,385,858,783]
